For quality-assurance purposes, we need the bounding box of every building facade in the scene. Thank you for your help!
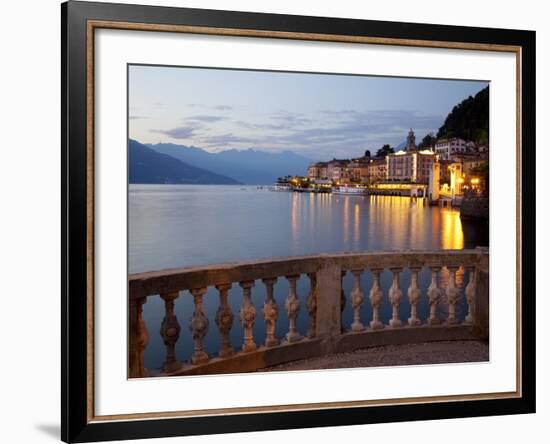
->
[327,159,350,182]
[346,158,370,183]
[307,161,328,180]
[386,150,436,183]
[367,158,387,182]
[435,137,469,160]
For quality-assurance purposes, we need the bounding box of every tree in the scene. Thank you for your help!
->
[437,86,489,144]
[419,132,436,149]
[364,149,371,158]
[375,144,394,157]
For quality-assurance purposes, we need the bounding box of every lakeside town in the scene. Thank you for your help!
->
[273,128,489,217]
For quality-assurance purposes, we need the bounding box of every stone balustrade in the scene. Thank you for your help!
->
[128,248,489,378]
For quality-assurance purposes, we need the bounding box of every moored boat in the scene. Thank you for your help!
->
[332,185,368,195]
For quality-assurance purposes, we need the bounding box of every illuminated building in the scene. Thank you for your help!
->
[307,161,328,179]
[327,159,350,181]
[386,150,437,183]
[367,158,387,181]
[434,137,469,160]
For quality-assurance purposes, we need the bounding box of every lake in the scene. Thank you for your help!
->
[129,184,489,370]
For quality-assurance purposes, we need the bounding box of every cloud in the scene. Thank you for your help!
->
[151,125,199,139]
[186,104,233,111]
[187,115,226,123]
[148,108,443,158]
[271,110,313,127]
[129,115,148,120]
[196,133,257,147]
[234,120,287,131]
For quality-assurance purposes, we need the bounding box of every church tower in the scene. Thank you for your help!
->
[406,128,416,151]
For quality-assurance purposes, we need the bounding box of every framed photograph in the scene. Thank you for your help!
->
[62,1,535,442]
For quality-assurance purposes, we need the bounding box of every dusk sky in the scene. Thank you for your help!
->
[129,65,488,160]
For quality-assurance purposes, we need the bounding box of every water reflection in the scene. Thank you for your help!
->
[285,193,471,255]
[441,208,464,249]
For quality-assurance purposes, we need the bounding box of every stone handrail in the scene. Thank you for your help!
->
[128,249,489,378]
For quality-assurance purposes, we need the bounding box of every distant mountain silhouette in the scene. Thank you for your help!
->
[395,140,407,151]
[147,142,310,185]
[129,139,240,185]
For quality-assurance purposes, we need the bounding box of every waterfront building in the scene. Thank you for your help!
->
[428,161,440,202]
[307,161,328,180]
[405,128,417,152]
[438,159,453,186]
[367,158,387,182]
[327,159,350,182]
[386,150,436,183]
[451,153,488,175]
[346,158,370,183]
[435,137,469,160]
[448,163,464,198]
[466,141,477,152]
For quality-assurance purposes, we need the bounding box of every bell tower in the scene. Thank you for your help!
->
[406,128,416,152]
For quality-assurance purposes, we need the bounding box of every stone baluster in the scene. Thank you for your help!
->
[160,291,182,372]
[369,269,384,329]
[350,269,365,331]
[446,267,460,325]
[389,268,403,327]
[262,278,279,347]
[189,288,209,365]
[341,271,347,314]
[285,274,302,342]
[129,296,149,378]
[465,267,477,324]
[306,273,317,339]
[341,271,347,333]
[215,283,234,357]
[427,267,442,325]
[239,281,257,352]
[407,268,422,326]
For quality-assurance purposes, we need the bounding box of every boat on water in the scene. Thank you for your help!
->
[332,186,369,195]
[270,185,292,191]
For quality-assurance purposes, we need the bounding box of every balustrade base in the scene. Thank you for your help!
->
[265,338,280,347]
[162,361,182,373]
[286,332,302,343]
[389,319,403,328]
[351,322,365,332]
[370,320,384,330]
[191,352,209,365]
[154,324,482,378]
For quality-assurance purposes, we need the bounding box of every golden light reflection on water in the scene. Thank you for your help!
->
[343,196,350,244]
[291,193,300,246]
[290,193,466,252]
[441,208,464,249]
[354,203,360,247]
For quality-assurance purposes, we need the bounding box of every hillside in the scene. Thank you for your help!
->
[147,142,310,185]
[437,86,489,144]
[128,139,240,185]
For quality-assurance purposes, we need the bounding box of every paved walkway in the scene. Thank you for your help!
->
[261,340,489,372]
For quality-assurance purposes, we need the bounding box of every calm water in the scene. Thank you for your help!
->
[129,185,488,370]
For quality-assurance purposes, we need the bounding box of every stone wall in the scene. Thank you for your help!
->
[460,196,489,220]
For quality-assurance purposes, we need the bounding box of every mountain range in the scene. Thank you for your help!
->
[129,139,240,185]
[146,142,311,185]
